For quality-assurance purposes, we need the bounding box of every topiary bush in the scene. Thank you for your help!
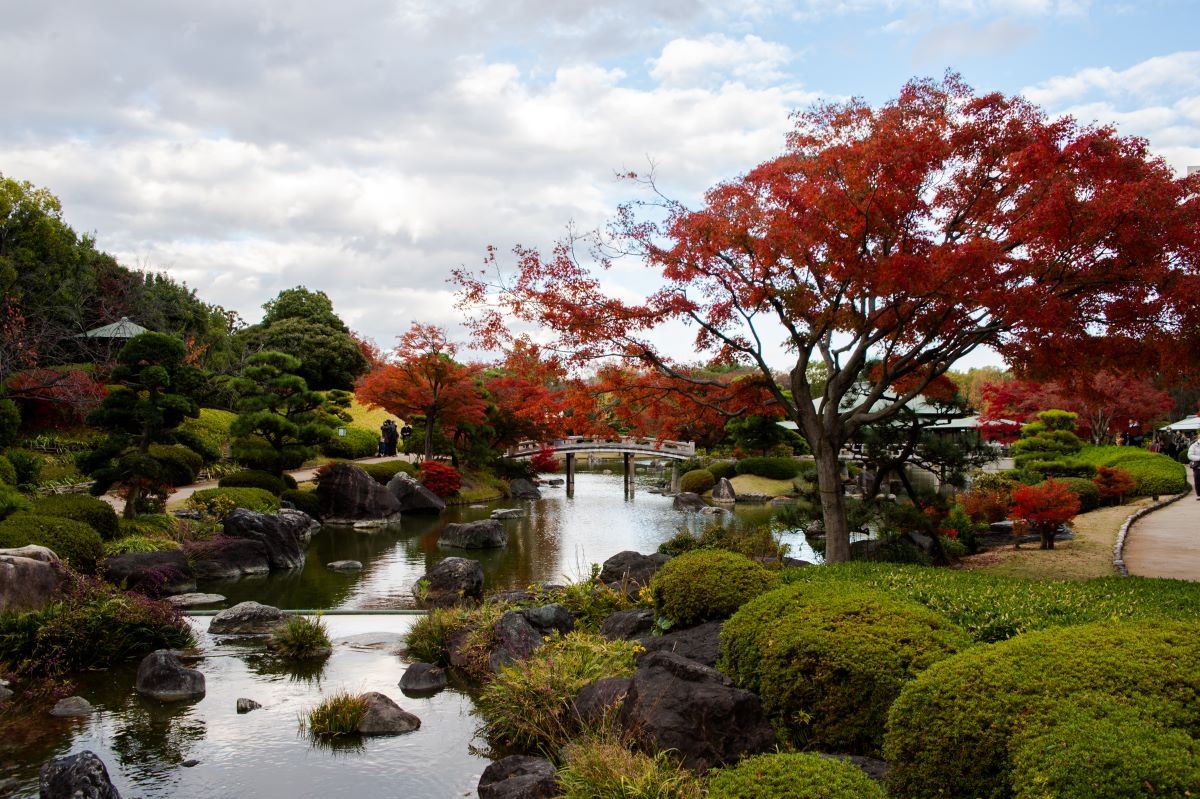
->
[0,483,31,521]
[651,549,778,628]
[419,461,462,497]
[1076,446,1188,496]
[281,488,321,519]
[362,460,418,484]
[720,582,971,754]
[148,443,203,486]
[219,469,287,495]
[1052,476,1101,512]
[1008,696,1200,799]
[172,426,222,464]
[322,427,379,459]
[0,454,16,485]
[29,494,121,541]
[706,753,887,799]
[179,408,235,458]
[0,513,104,571]
[706,461,738,481]
[186,487,280,519]
[678,468,716,494]
[734,456,801,480]
[883,620,1200,799]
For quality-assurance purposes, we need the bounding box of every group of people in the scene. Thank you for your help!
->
[377,419,409,457]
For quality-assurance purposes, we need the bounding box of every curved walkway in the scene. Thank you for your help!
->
[1122,472,1200,582]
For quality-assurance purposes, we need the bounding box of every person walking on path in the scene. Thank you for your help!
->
[1189,434,1200,499]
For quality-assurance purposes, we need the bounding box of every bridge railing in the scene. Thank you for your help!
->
[506,436,696,459]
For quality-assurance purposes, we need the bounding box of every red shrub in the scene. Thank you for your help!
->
[419,461,462,497]
[1009,480,1080,550]
[1093,466,1137,504]
[530,447,559,474]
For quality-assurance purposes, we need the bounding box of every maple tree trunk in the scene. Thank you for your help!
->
[814,444,851,563]
[423,417,434,462]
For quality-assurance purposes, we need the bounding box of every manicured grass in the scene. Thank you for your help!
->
[345,398,399,435]
[727,474,797,497]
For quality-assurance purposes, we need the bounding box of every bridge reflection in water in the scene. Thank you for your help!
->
[506,436,697,497]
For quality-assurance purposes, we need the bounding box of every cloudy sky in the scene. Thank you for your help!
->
[3,0,1198,366]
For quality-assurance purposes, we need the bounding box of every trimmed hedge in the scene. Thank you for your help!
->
[707,753,887,799]
[322,427,379,459]
[735,456,801,480]
[362,460,418,485]
[148,443,203,486]
[179,408,235,457]
[1053,476,1101,512]
[779,562,1200,643]
[0,484,31,521]
[721,583,971,754]
[29,494,120,541]
[884,620,1200,799]
[0,454,16,485]
[0,513,104,571]
[1076,446,1188,496]
[678,468,716,494]
[187,487,280,518]
[281,488,321,519]
[706,461,738,481]
[651,549,778,628]
[172,427,222,464]
[219,469,287,495]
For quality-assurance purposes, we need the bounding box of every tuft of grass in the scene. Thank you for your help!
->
[557,736,704,799]
[271,615,332,660]
[307,690,367,736]
[404,602,509,676]
[103,534,180,556]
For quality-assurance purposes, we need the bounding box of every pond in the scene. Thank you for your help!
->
[205,468,822,610]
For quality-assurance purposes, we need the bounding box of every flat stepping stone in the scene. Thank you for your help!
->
[335,632,407,652]
[168,593,226,607]
[326,560,363,572]
[50,696,93,717]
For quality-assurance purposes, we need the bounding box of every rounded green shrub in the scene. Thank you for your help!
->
[29,494,121,540]
[186,487,280,518]
[1121,458,1188,495]
[707,461,738,481]
[678,468,716,494]
[0,483,32,521]
[735,456,801,480]
[0,513,104,571]
[322,427,379,459]
[179,408,235,456]
[651,549,778,628]
[884,620,1200,799]
[1052,477,1101,512]
[362,460,418,484]
[172,427,222,464]
[0,454,17,485]
[1008,697,1200,799]
[707,753,886,799]
[721,582,971,754]
[219,469,287,495]
[281,488,321,519]
[148,443,203,486]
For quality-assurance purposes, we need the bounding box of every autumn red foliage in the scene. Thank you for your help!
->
[456,75,1200,563]
[7,367,107,427]
[1093,466,1137,504]
[481,339,567,449]
[419,460,462,497]
[529,447,559,474]
[1009,479,1081,550]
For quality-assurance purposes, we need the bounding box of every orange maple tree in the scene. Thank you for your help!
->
[456,75,1200,563]
[1009,479,1081,550]
[355,324,486,461]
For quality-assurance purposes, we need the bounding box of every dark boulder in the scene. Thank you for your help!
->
[49,696,94,717]
[103,550,195,596]
[186,537,270,580]
[489,611,544,672]
[0,548,66,613]
[477,755,558,799]
[223,508,306,570]
[573,676,632,726]
[508,478,542,500]
[317,463,403,526]
[636,621,722,668]
[711,477,736,502]
[399,663,447,695]
[618,651,776,773]
[135,650,206,702]
[209,601,287,635]
[386,473,446,514]
[600,609,655,640]
[39,751,122,799]
[439,519,507,550]
[524,603,574,636]
[356,691,420,735]
[414,557,484,608]
[598,550,670,589]
[672,492,706,511]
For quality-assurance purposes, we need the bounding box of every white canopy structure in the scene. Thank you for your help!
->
[1161,416,1200,431]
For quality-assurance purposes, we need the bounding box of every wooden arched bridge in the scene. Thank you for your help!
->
[507,436,696,494]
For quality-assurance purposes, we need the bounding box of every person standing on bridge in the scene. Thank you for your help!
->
[1188,434,1200,499]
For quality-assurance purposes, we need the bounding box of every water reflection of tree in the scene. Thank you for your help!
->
[244,653,327,686]
[109,696,205,780]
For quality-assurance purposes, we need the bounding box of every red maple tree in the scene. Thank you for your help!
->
[481,339,568,450]
[456,75,1200,562]
[1009,479,1081,550]
[355,324,487,461]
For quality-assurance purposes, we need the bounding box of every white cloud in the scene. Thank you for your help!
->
[649,34,795,87]
[1022,51,1200,106]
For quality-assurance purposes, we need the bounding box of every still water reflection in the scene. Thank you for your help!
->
[207,469,819,609]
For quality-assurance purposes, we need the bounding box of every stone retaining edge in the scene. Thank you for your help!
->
[1113,491,1190,576]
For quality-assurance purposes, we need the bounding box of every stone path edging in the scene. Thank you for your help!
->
[1112,491,1190,577]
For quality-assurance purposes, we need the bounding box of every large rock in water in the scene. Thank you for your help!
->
[618,651,776,773]
[39,751,122,799]
[209,601,286,635]
[477,755,558,799]
[355,692,420,735]
[439,519,507,549]
[135,650,206,702]
[672,492,706,511]
[508,478,542,500]
[598,550,670,589]
[186,538,270,580]
[413,557,483,608]
[102,550,195,596]
[399,663,447,695]
[317,463,403,526]
[0,547,66,613]
[223,508,307,570]
[711,477,736,502]
[386,473,446,514]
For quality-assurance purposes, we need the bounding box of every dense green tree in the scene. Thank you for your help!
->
[261,286,347,331]
[80,333,203,518]
[725,414,804,456]
[229,351,351,475]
